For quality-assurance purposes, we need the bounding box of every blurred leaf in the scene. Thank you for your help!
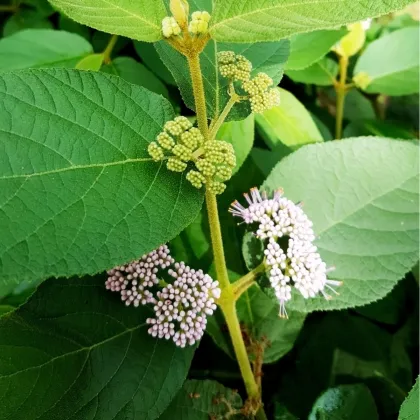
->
[286,29,346,70]
[49,0,166,42]
[263,138,419,312]
[309,384,378,420]
[0,305,14,316]
[134,41,176,85]
[287,57,339,86]
[334,22,366,57]
[0,69,203,284]
[0,276,195,419]
[210,0,411,42]
[91,30,129,54]
[399,377,419,420]
[160,380,243,419]
[58,14,90,39]
[22,0,55,16]
[387,94,419,131]
[256,88,323,150]
[242,231,264,271]
[217,115,254,174]
[3,9,52,36]
[343,119,416,139]
[343,89,376,121]
[156,38,290,121]
[75,53,104,70]
[102,56,169,97]
[311,113,334,140]
[251,147,290,178]
[0,29,93,71]
[354,27,420,95]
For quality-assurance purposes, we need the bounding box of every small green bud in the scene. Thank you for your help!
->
[180,128,203,150]
[174,116,192,131]
[195,159,216,177]
[173,144,192,161]
[208,181,226,195]
[189,11,211,34]
[186,170,206,189]
[215,165,232,182]
[148,142,165,161]
[217,51,236,65]
[167,157,187,172]
[157,132,175,150]
[164,120,184,136]
[218,51,252,82]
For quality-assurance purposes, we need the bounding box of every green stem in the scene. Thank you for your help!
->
[209,94,238,140]
[187,54,209,140]
[103,34,119,64]
[0,5,17,12]
[232,263,265,300]
[335,55,349,140]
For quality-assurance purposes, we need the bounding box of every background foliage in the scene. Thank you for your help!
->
[0,0,418,419]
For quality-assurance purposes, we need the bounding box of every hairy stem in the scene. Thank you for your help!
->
[103,34,119,64]
[209,94,238,140]
[232,263,265,300]
[187,54,209,139]
[335,55,349,139]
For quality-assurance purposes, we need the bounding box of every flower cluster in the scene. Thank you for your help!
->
[148,116,236,195]
[106,245,221,347]
[217,51,281,114]
[162,17,182,38]
[189,11,211,34]
[105,245,174,307]
[230,188,340,318]
[147,262,220,347]
[162,8,210,38]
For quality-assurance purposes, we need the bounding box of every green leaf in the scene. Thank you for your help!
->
[286,29,346,70]
[210,0,413,42]
[263,138,419,312]
[58,15,91,40]
[48,0,167,42]
[0,276,194,419]
[3,9,53,36]
[343,89,376,121]
[287,57,339,86]
[256,88,323,150]
[309,384,379,420]
[343,120,416,140]
[155,39,289,121]
[354,27,420,96]
[159,380,243,419]
[399,377,419,420]
[0,305,14,316]
[0,69,203,284]
[102,56,169,98]
[251,147,290,178]
[134,41,176,85]
[75,53,104,71]
[217,115,254,174]
[0,29,93,71]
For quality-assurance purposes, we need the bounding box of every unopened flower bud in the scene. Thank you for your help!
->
[167,157,187,172]
[186,170,206,189]
[170,0,189,29]
[162,17,182,38]
[195,158,216,177]
[157,132,175,150]
[173,144,192,161]
[148,142,164,161]
[189,10,211,35]
[208,181,226,195]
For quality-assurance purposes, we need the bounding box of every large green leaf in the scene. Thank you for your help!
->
[0,69,203,285]
[309,384,378,420]
[256,88,323,150]
[155,39,289,121]
[263,138,419,312]
[3,9,53,36]
[287,57,339,86]
[399,377,419,420]
[286,29,346,70]
[210,0,413,42]
[0,29,92,71]
[102,56,169,98]
[160,380,243,419]
[0,276,194,420]
[354,27,420,96]
[48,0,166,42]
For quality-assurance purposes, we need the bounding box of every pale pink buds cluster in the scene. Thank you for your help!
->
[230,188,341,318]
[106,245,221,347]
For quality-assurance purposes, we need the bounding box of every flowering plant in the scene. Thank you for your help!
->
[0,0,418,419]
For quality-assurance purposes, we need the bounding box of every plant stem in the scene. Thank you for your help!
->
[0,5,17,12]
[187,54,209,139]
[103,34,119,64]
[232,263,265,300]
[209,94,238,140]
[335,55,349,140]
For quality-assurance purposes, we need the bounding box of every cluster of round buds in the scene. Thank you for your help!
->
[162,17,182,38]
[148,116,236,195]
[189,11,211,35]
[230,188,340,318]
[242,73,281,113]
[105,245,174,307]
[217,51,252,82]
[146,262,221,347]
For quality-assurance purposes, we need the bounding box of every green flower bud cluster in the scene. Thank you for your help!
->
[242,73,281,114]
[217,51,252,82]
[162,17,182,38]
[189,11,211,35]
[148,117,236,195]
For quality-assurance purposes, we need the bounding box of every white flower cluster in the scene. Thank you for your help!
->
[106,245,221,347]
[230,188,341,318]
[147,262,220,347]
[162,17,182,38]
